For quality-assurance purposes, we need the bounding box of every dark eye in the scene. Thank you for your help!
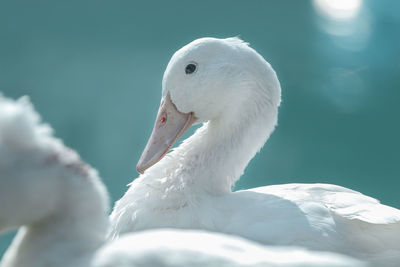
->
[185,63,197,74]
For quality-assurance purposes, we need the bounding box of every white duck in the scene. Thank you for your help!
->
[0,95,108,267]
[0,95,365,267]
[110,37,400,265]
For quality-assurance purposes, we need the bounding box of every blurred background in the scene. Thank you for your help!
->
[0,0,399,255]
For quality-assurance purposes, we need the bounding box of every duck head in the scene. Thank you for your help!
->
[0,96,108,234]
[0,96,62,232]
[137,37,281,174]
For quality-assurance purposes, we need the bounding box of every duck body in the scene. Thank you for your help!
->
[95,229,365,267]
[111,171,400,263]
[110,37,400,265]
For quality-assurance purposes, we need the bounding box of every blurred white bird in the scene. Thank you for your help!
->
[0,94,365,267]
[110,37,400,266]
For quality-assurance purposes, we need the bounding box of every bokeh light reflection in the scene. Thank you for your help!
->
[313,0,362,20]
[312,0,371,51]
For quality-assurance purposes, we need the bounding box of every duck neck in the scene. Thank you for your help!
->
[1,177,109,267]
[167,98,278,196]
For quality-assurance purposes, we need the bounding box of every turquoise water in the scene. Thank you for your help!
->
[1,0,399,256]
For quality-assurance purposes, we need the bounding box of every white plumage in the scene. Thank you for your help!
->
[0,95,109,267]
[94,230,365,267]
[110,37,400,266]
[0,95,365,267]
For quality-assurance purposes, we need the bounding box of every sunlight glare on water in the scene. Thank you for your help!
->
[312,0,370,51]
[312,0,362,20]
